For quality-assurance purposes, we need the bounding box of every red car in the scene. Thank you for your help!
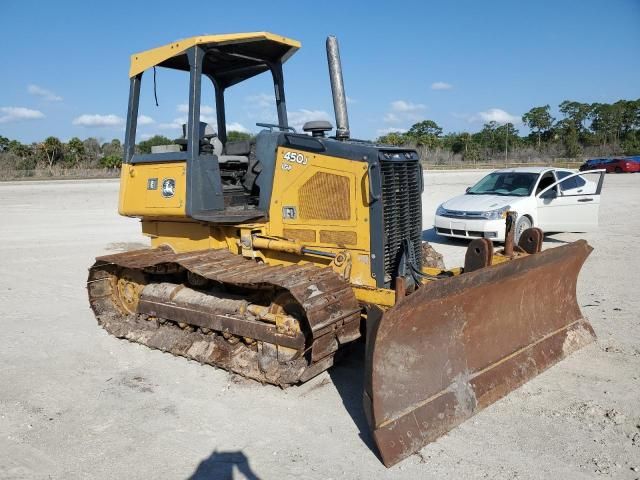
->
[601,158,639,173]
[580,158,640,173]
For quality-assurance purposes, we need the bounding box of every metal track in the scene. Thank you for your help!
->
[87,247,362,385]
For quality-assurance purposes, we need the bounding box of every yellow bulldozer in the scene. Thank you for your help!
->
[87,32,596,466]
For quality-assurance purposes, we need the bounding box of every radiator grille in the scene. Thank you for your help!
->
[298,172,350,220]
[283,228,316,243]
[380,160,422,278]
[319,230,357,246]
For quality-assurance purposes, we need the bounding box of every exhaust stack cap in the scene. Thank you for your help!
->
[326,35,350,140]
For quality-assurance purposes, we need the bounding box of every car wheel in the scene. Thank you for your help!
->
[514,216,532,243]
[615,166,622,173]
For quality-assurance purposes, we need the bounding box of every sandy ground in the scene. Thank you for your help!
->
[0,172,639,479]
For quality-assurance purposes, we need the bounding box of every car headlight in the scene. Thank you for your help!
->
[436,204,447,216]
[481,205,510,220]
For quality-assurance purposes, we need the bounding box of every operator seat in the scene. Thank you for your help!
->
[202,123,249,165]
[220,139,250,164]
[180,122,250,165]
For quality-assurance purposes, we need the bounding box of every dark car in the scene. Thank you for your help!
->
[579,158,607,171]
[580,157,640,173]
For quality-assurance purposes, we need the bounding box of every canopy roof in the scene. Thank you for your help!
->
[129,32,301,87]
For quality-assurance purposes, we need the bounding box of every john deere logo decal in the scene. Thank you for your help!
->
[161,178,176,198]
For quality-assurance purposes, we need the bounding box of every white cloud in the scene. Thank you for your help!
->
[246,93,272,108]
[0,106,45,124]
[383,112,400,124]
[175,104,215,124]
[158,117,186,130]
[383,100,427,126]
[473,108,520,124]
[376,127,407,136]
[27,84,62,102]
[390,100,426,113]
[158,113,217,131]
[244,94,278,123]
[156,118,248,134]
[287,109,332,132]
[177,104,215,115]
[431,81,453,91]
[226,122,249,133]
[72,114,124,127]
[137,115,154,125]
[139,133,154,140]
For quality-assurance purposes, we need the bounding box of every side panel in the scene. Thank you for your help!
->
[536,171,604,232]
[119,162,187,216]
[142,220,213,252]
[267,146,376,287]
[536,194,600,232]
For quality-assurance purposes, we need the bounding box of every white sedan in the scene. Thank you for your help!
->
[434,167,605,242]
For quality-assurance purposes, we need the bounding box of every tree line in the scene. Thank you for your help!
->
[0,131,252,175]
[0,135,124,173]
[1,98,638,175]
[377,98,640,163]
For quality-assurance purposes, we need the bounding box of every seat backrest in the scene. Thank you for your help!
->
[225,140,251,156]
[210,137,223,157]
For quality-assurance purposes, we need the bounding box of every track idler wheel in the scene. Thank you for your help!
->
[268,292,305,362]
[113,269,146,314]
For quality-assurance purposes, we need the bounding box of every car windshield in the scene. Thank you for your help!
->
[467,172,539,197]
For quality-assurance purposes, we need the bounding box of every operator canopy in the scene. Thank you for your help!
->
[129,32,300,87]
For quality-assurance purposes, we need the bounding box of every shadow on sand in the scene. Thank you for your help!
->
[188,449,260,480]
[187,349,380,479]
[542,234,571,244]
[328,343,380,460]
[422,227,468,246]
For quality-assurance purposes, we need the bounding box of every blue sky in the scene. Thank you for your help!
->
[1,0,639,143]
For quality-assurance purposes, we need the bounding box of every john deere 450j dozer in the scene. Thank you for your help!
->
[88,33,596,466]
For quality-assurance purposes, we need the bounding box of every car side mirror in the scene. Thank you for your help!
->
[465,187,470,193]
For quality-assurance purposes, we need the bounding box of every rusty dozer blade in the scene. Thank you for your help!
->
[364,240,596,467]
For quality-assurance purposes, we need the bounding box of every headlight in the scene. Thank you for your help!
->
[436,205,447,216]
[481,205,510,220]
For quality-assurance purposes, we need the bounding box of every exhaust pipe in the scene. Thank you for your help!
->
[326,36,350,140]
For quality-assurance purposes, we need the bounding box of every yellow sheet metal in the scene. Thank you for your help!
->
[129,32,301,77]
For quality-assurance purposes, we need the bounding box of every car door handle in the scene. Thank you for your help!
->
[578,198,593,202]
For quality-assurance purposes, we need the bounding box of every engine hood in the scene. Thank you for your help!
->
[441,194,524,212]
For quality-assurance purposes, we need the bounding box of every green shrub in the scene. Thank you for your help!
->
[100,155,122,169]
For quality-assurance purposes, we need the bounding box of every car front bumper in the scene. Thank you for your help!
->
[434,215,507,241]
